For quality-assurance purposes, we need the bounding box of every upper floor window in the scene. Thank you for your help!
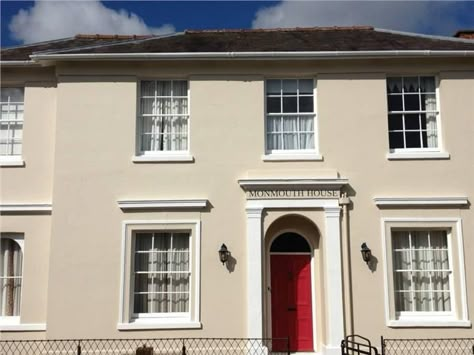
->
[0,235,23,320]
[386,76,439,151]
[0,88,24,157]
[137,80,188,154]
[265,79,316,154]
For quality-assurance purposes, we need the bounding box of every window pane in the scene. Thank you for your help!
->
[405,131,421,148]
[393,251,411,270]
[420,94,436,111]
[387,95,403,111]
[431,231,448,248]
[135,253,154,272]
[404,94,420,111]
[134,274,153,293]
[134,294,151,313]
[299,79,313,94]
[432,292,451,311]
[172,81,187,96]
[404,114,420,130]
[267,116,281,133]
[387,77,402,94]
[414,291,431,311]
[403,77,419,93]
[135,233,153,251]
[299,133,314,149]
[282,80,297,94]
[1,88,24,102]
[173,98,188,115]
[282,97,297,113]
[395,291,412,312]
[420,77,435,93]
[389,132,404,149]
[140,98,155,115]
[267,133,282,150]
[266,80,281,94]
[157,81,171,96]
[283,134,298,149]
[140,81,155,97]
[299,96,313,112]
[392,231,409,249]
[394,271,411,291]
[388,114,403,131]
[267,97,281,113]
[412,231,429,248]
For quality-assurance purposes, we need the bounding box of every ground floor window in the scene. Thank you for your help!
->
[133,231,190,315]
[382,218,470,327]
[0,234,23,319]
[119,220,200,329]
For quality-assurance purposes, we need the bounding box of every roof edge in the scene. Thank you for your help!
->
[0,36,76,51]
[29,50,474,62]
[375,27,474,44]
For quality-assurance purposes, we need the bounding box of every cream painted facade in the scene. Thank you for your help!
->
[1,56,474,354]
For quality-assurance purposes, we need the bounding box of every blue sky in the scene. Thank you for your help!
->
[1,1,473,47]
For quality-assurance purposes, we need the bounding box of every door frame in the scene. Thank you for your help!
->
[266,229,319,352]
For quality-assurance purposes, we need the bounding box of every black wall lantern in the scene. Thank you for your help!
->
[218,244,230,265]
[360,243,372,264]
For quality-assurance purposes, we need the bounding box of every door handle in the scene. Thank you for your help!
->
[287,306,296,311]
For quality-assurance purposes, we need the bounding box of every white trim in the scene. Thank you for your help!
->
[0,158,25,167]
[381,217,470,327]
[262,153,323,161]
[0,61,39,67]
[117,199,208,210]
[388,319,471,327]
[238,178,348,190]
[132,154,194,163]
[0,203,52,212]
[117,321,201,330]
[243,194,344,352]
[119,220,201,326]
[387,152,450,160]
[30,50,474,61]
[0,323,47,331]
[374,197,468,207]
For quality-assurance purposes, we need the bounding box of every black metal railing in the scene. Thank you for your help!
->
[0,338,290,355]
[341,334,379,355]
[382,337,474,355]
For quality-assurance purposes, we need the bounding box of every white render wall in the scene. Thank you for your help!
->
[0,60,473,345]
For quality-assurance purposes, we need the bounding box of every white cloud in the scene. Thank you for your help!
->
[252,1,468,36]
[9,0,175,44]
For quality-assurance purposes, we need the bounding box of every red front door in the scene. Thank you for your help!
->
[271,254,313,352]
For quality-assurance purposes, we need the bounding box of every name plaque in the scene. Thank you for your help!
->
[246,189,340,200]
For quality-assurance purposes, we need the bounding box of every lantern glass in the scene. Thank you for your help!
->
[360,243,372,263]
[219,244,229,264]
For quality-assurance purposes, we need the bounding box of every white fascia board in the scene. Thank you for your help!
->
[0,60,40,66]
[374,197,469,207]
[238,178,348,190]
[0,203,52,212]
[118,199,208,210]
[30,50,474,61]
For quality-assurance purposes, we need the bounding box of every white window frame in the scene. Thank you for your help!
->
[385,75,449,160]
[133,79,193,163]
[118,220,201,330]
[263,78,322,161]
[0,233,24,325]
[0,87,25,166]
[381,218,470,327]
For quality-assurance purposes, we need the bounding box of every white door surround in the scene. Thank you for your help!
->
[239,177,348,355]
